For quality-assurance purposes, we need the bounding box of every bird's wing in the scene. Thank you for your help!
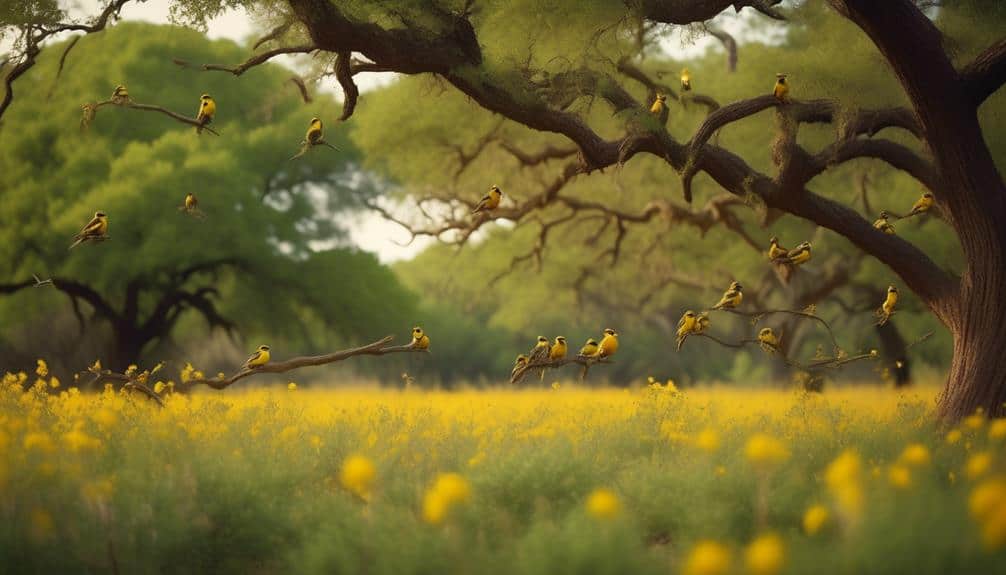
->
[243,351,262,366]
[78,216,103,236]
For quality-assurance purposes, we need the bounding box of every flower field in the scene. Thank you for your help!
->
[3,370,1006,574]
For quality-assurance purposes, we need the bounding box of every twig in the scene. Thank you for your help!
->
[81,99,220,135]
[714,307,841,352]
[510,355,612,384]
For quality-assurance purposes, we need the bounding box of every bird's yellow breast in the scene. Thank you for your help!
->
[599,334,618,357]
[201,99,216,117]
[790,249,810,264]
[249,349,270,367]
[549,342,567,359]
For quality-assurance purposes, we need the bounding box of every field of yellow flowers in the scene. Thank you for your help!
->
[3,367,1006,574]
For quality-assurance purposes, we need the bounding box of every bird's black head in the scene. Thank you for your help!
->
[604,328,617,336]
[924,192,934,199]
[656,94,667,102]
[259,345,270,351]
[311,117,320,123]
[880,210,889,219]
[491,185,502,195]
[537,335,548,343]
[556,336,566,344]
[888,285,898,293]
[586,339,598,345]
[769,235,778,244]
[685,310,695,317]
[95,211,106,218]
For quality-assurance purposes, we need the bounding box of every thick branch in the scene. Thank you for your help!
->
[960,38,1006,107]
[173,45,317,76]
[629,0,785,24]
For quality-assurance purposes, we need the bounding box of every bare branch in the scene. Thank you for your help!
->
[173,44,318,76]
[289,76,313,102]
[177,335,427,391]
[705,26,737,72]
[510,354,612,384]
[82,99,220,135]
[253,21,294,50]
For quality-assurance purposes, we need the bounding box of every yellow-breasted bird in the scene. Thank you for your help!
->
[597,328,619,359]
[306,117,323,144]
[111,84,130,104]
[578,338,599,358]
[69,211,108,249]
[676,311,697,351]
[757,328,780,354]
[411,326,430,350]
[184,192,198,211]
[877,285,899,326]
[873,211,896,234]
[528,335,551,381]
[767,236,789,260]
[773,73,789,102]
[510,354,528,384]
[779,241,811,265]
[472,185,503,214]
[909,192,934,216]
[243,345,271,369]
[196,93,215,134]
[650,94,669,125]
[549,336,568,360]
[713,281,743,310]
[680,68,691,92]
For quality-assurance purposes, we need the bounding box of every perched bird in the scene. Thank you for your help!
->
[184,192,198,211]
[597,328,619,359]
[873,211,896,235]
[510,354,528,384]
[243,345,271,369]
[472,185,503,215]
[306,117,324,144]
[695,312,710,333]
[196,93,215,134]
[578,338,599,358]
[528,335,551,381]
[676,311,697,351]
[909,192,934,216]
[773,73,789,102]
[767,236,789,260]
[877,285,899,326]
[779,241,811,265]
[713,281,743,310]
[69,211,108,249]
[757,328,779,354]
[549,336,568,360]
[680,68,691,92]
[411,326,430,350]
[111,84,130,104]
[650,93,669,125]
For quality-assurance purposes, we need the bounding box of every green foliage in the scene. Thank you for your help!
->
[0,22,416,371]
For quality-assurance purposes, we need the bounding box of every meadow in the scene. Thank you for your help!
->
[2,366,1005,575]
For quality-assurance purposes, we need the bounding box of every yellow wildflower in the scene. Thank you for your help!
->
[803,504,829,535]
[62,428,102,452]
[287,382,298,391]
[964,411,985,431]
[695,429,720,453]
[29,508,54,541]
[35,359,48,378]
[683,540,731,575]
[899,443,930,466]
[339,455,376,499]
[23,431,56,453]
[422,472,472,525]
[989,419,1006,440]
[966,452,993,480]
[969,477,1006,522]
[825,450,863,518]
[888,464,912,489]
[585,488,621,520]
[745,533,785,575]
[946,429,963,445]
[744,433,790,468]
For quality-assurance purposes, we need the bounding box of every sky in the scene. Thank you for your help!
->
[46,1,777,262]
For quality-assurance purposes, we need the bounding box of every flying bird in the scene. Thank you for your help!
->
[757,328,780,354]
[873,211,896,234]
[676,311,697,351]
[650,94,669,125]
[597,328,619,359]
[472,185,503,214]
[680,68,691,92]
[767,236,789,260]
[909,192,934,217]
[243,345,271,369]
[773,73,789,102]
[578,338,599,358]
[411,326,430,350]
[196,93,215,134]
[877,285,899,326]
[69,211,108,249]
[713,281,744,310]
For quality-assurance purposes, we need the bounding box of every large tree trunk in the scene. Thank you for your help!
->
[941,279,1006,418]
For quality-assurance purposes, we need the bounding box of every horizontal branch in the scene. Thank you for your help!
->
[510,354,612,384]
[173,44,317,76]
[81,99,219,135]
[178,335,426,391]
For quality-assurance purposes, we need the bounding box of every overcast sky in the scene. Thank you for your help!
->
[49,1,773,262]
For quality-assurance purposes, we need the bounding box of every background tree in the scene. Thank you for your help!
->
[0,22,418,375]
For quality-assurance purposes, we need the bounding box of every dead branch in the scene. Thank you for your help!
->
[714,307,842,352]
[173,44,317,76]
[289,76,312,102]
[705,26,738,72]
[81,99,220,135]
[177,335,426,391]
[510,354,612,384]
